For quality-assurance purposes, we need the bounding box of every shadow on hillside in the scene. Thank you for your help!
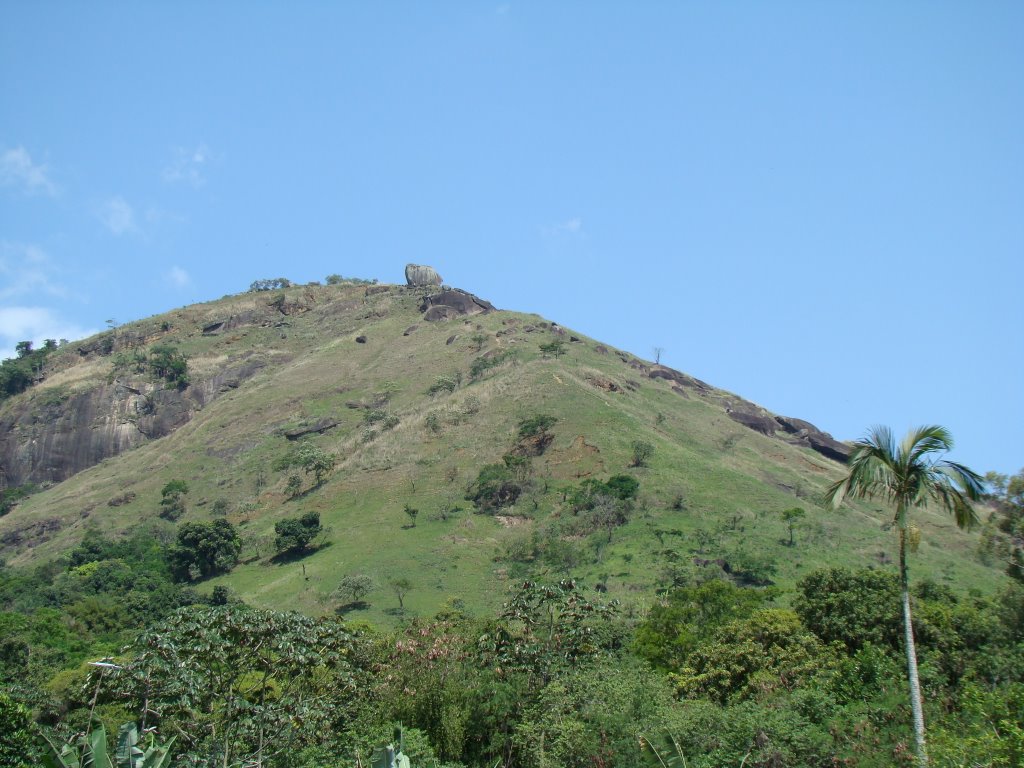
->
[335,600,370,615]
[267,540,332,565]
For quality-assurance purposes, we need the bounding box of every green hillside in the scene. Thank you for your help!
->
[0,278,1005,622]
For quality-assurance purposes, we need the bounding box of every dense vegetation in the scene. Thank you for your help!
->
[1,548,1021,766]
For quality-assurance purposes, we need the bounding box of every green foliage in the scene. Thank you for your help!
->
[516,414,558,440]
[427,374,460,396]
[466,463,522,512]
[112,346,189,389]
[634,580,775,671]
[479,580,618,687]
[274,511,323,556]
[158,480,188,521]
[780,506,806,546]
[538,340,565,359]
[335,574,375,605]
[0,483,40,517]
[37,718,176,768]
[0,691,36,768]
[403,504,419,527]
[794,567,901,653]
[469,349,514,380]
[274,442,337,491]
[248,277,291,292]
[146,345,189,388]
[674,608,835,704]
[168,520,241,582]
[629,440,654,468]
[325,274,377,286]
[389,577,413,609]
[0,339,59,401]
[112,606,363,766]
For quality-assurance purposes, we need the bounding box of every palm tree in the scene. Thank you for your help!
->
[824,425,982,767]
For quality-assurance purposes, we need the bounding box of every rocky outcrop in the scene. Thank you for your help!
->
[647,363,848,463]
[776,416,851,462]
[0,357,266,490]
[405,264,443,287]
[648,365,712,394]
[420,289,495,321]
[726,405,777,436]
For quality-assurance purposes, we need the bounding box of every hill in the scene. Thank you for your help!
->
[0,274,1006,622]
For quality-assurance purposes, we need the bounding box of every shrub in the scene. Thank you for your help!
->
[249,277,291,292]
[466,463,523,512]
[630,440,654,468]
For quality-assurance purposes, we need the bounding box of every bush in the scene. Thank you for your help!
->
[466,464,523,512]
[427,374,461,396]
[249,277,291,292]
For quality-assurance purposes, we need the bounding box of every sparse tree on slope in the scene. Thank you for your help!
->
[825,425,982,767]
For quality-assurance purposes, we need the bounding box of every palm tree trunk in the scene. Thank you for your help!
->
[899,526,928,766]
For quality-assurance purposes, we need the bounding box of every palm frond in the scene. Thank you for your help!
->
[903,425,953,467]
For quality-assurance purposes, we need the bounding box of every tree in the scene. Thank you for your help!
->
[297,443,336,486]
[112,606,362,767]
[403,504,419,528]
[652,346,664,364]
[538,340,565,359]
[824,425,982,766]
[168,520,241,581]
[780,507,806,546]
[159,480,189,521]
[335,574,376,606]
[390,577,413,609]
[274,511,323,556]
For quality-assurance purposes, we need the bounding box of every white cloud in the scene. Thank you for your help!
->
[162,143,211,187]
[0,146,57,196]
[0,306,97,360]
[100,196,136,235]
[166,265,190,287]
[0,242,68,300]
[559,217,583,233]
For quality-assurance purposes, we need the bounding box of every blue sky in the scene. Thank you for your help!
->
[1,2,1021,475]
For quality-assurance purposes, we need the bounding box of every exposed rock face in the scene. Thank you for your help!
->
[420,289,495,321]
[648,365,711,394]
[647,363,848,463]
[0,358,266,489]
[776,416,851,462]
[405,264,443,287]
[726,405,777,436]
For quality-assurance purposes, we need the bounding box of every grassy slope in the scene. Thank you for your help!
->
[1,281,1006,624]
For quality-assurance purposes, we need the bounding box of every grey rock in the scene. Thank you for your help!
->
[405,264,443,287]
[419,289,495,321]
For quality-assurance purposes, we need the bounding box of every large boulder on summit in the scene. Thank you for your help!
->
[405,264,443,287]
[420,289,495,321]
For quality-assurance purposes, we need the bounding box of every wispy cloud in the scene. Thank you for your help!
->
[162,143,212,187]
[100,196,137,235]
[543,217,585,238]
[0,242,68,300]
[496,4,511,14]
[165,265,190,288]
[0,146,58,196]
[0,306,98,360]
